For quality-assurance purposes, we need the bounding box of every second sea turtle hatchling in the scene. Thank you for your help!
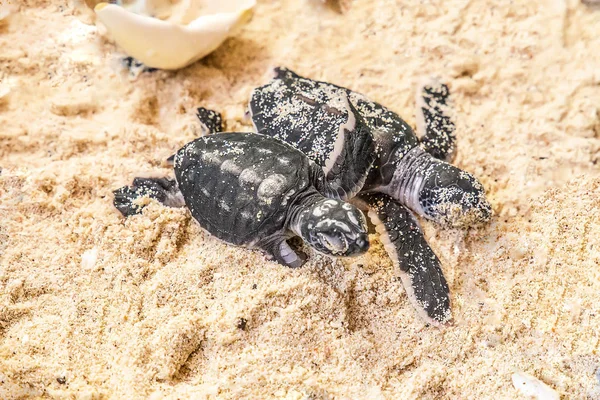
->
[113,132,370,267]
[245,68,493,325]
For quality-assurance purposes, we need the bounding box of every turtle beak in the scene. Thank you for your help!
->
[317,231,369,257]
[352,233,370,254]
[318,233,349,255]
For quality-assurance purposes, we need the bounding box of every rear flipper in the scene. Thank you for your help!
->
[113,177,185,217]
[357,192,452,326]
[196,107,223,135]
[164,108,223,165]
[415,79,456,162]
[122,56,158,75]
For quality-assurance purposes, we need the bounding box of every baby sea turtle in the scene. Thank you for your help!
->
[243,67,492,325]
[113,132,370,268]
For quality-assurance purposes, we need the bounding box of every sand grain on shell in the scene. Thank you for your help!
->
[1,1,600,399]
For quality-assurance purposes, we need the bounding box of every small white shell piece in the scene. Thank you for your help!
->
[511,371,560,400]
[94,0,255,70]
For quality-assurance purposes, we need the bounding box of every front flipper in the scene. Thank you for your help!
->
[321,95,375,200]
[113,177,184,217]
[357,192,452,326]
[260,237,307,268]
[415,79,456,162]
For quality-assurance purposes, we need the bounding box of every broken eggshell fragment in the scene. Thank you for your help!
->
[94,0,255,70]
[0,1,17,23]
[511,371,560,400]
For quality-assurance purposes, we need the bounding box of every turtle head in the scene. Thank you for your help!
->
[293,198,370,257]
[387,147,491,228]
[418,162,492,228]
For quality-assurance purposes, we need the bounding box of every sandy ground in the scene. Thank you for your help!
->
[1,0,599,398]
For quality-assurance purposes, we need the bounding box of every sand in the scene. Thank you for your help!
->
[1,0,599,399]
